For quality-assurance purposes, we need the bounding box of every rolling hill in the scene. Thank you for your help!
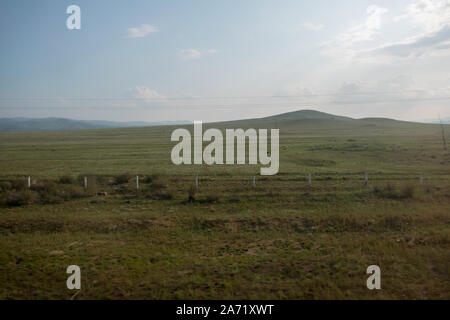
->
[0,117,191,132]
[0,109,448,177]
[0,110,440,133]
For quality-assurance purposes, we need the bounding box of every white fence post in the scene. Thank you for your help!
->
[308,173,312,185]
[364,173,369,186]
[136,175,139,189]
[27,176,31,188]
[84,176,87,190]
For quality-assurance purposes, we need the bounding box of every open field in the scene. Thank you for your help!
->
[0,111,449,299]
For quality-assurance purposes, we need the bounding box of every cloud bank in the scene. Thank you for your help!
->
[126,24,159,38]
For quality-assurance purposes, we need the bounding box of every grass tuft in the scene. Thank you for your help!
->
[114,173,132,185]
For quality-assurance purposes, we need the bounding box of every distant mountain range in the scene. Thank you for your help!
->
[0,117,191,132]
[0,110,448,133]
[424,117,450,124]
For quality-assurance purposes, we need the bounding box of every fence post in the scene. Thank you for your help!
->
[308,173,312,185]
[27,176,31,188]
[195,173,198,190]
[420,172,423,185]
[136,175,139,189]
[252,176,256,187]
[84,176,87,190]
[364,173,369,186]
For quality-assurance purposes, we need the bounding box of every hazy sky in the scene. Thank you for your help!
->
[1,0,450,122]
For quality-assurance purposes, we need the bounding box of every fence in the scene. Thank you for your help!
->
[21,171,439,190]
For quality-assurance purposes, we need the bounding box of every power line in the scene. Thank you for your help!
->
[0,89,449,102]
[2,97,450,109]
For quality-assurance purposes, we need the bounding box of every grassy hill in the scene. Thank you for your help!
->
[0,109,448,178]
[0,110,449,299]
[0,117,190,132]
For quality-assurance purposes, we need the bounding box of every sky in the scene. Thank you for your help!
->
[1,0,450,122]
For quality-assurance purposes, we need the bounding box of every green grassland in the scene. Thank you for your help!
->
[0,110,449,299]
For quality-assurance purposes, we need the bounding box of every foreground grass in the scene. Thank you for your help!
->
[0,176,449,299]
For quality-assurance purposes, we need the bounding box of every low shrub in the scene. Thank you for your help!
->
[142,174,159,184]
[0,181,12,192]
[29,180,61,204]
[143,178,172,200]
[150,190,174,200]
[10,179,27,190]
[39,193,63,204]
[113,184,135,195]
[30,180,58,193]
[373,183,415,200]
[187,186,197,202]
[148,181,167,192]
[198,194,220,204]
[93,175,109,185]
[32,180,88,204]
[1,177,89,207]
[2,190,39,206]
[400,184,415,199]
[57,185,86,200]
[114,173,132,185]
[58,175,75,184]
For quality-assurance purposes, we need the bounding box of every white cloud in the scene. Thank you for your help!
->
[336,5,388,45]
[126,24,159,38]
[366,0,450,58]
[179,48,218,60]
[365,5,388,30]
[322,5,388,59]
[302,22,324,32]
[323,1,450,61]
[367,25,450,57]
[131,86,165,102]
[395,0,450,32]
[180,49,202,59]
